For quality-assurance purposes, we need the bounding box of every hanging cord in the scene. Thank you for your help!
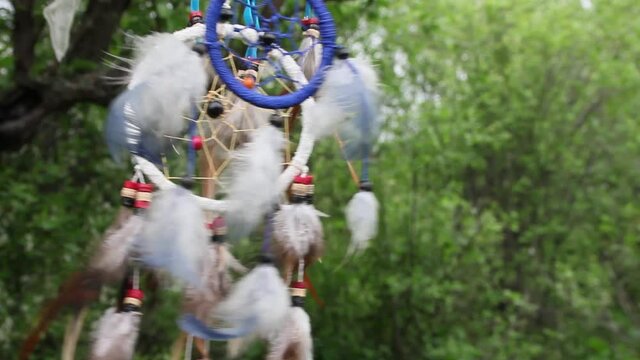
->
[304,2,313,18]
[243,0,260,59]
[184,335,194,360]
[132,266,141,290]
[186,116,197,178]
[297,258,304,282]
[190,0,200,12]
[334,133,360,186]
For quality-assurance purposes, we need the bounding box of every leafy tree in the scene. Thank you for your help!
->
[1,0,639,359]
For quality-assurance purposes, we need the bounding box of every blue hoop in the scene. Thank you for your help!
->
[205,0,337,109]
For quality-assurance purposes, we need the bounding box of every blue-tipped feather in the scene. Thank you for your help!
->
[135,187,208,286]
[179,263,289,344]
[178,314,256,341]
[105,85,165,164]
[104,33,207,164]
[315,58,381,160]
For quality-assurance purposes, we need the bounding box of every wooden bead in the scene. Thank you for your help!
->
[243,75,256,89]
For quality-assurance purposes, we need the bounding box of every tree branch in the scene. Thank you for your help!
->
[66,0,132,62]
[11,0,41,85]
[0,70,123,150]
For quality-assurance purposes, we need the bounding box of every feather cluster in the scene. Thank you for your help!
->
[90,308,141,360]
[135,187,208,286]
[266,307,313,360]
[311,58,381,159]
[105,33,207,163]
[182,243,246,321]
[179,263,290,340]
[273,204,324,265]
[223,125,285,239]
[345,190,380,255]
[90,212,142,283]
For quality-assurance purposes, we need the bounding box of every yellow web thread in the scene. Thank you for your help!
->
[161,54,296,199]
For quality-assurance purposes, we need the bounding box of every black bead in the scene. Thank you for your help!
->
[269,113,285,128]
[121,303,141,313]
[192,42,208,56]
[290,194,306,204]
[258,253,274,264]
[220,7,233,22]
[207,100,224,118]
[121,197,135,208]
[359,180,373,192]
[291,296,305,307]
[304,194,314,204]
[260,32,277,46]
[241,62,259,72]
[336,47,350,60]
[309,24,320,31]
[211,234,226,243]
[181,176,196,190]
[189,15,204,26]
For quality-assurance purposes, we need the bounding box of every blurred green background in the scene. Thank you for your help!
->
[2,0,640,359]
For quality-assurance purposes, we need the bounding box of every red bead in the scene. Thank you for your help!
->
[137,183,154,192]
[294,173,313,185]
[301,17,319,26]
[210,216,226,230]
[134,183,154,209]
[125,289,144,301]
[291,281,306,289]
[123,180,139,190]
[191,135,203,150]
[190,10,202,19]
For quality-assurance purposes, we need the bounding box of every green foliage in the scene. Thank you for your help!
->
[2,0,640,359]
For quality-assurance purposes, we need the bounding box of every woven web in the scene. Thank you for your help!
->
[159,0,321,199]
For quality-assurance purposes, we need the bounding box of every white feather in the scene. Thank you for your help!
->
[90,308,141,360]
[214,264,290,337]
[224,125,284,239]
[345,191,379,255]
[90,215,143,282]
[136,187,208,286]
[310,57,380,147]
[273,204,324,259]
[127,33,207,136]
[266,307,313,360]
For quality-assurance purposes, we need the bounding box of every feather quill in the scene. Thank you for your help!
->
[266,307,313,360]
[224,125,285,239]
[179,262,290,340]
[90,308,141,360]
[311,58,381,158]
[345,190,379,255]
[136,187,208,286]
[298,34,322,81]
[90,215,143,283]
[105,34,207,163]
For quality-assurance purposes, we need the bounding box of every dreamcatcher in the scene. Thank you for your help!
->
[31,0,381,359]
